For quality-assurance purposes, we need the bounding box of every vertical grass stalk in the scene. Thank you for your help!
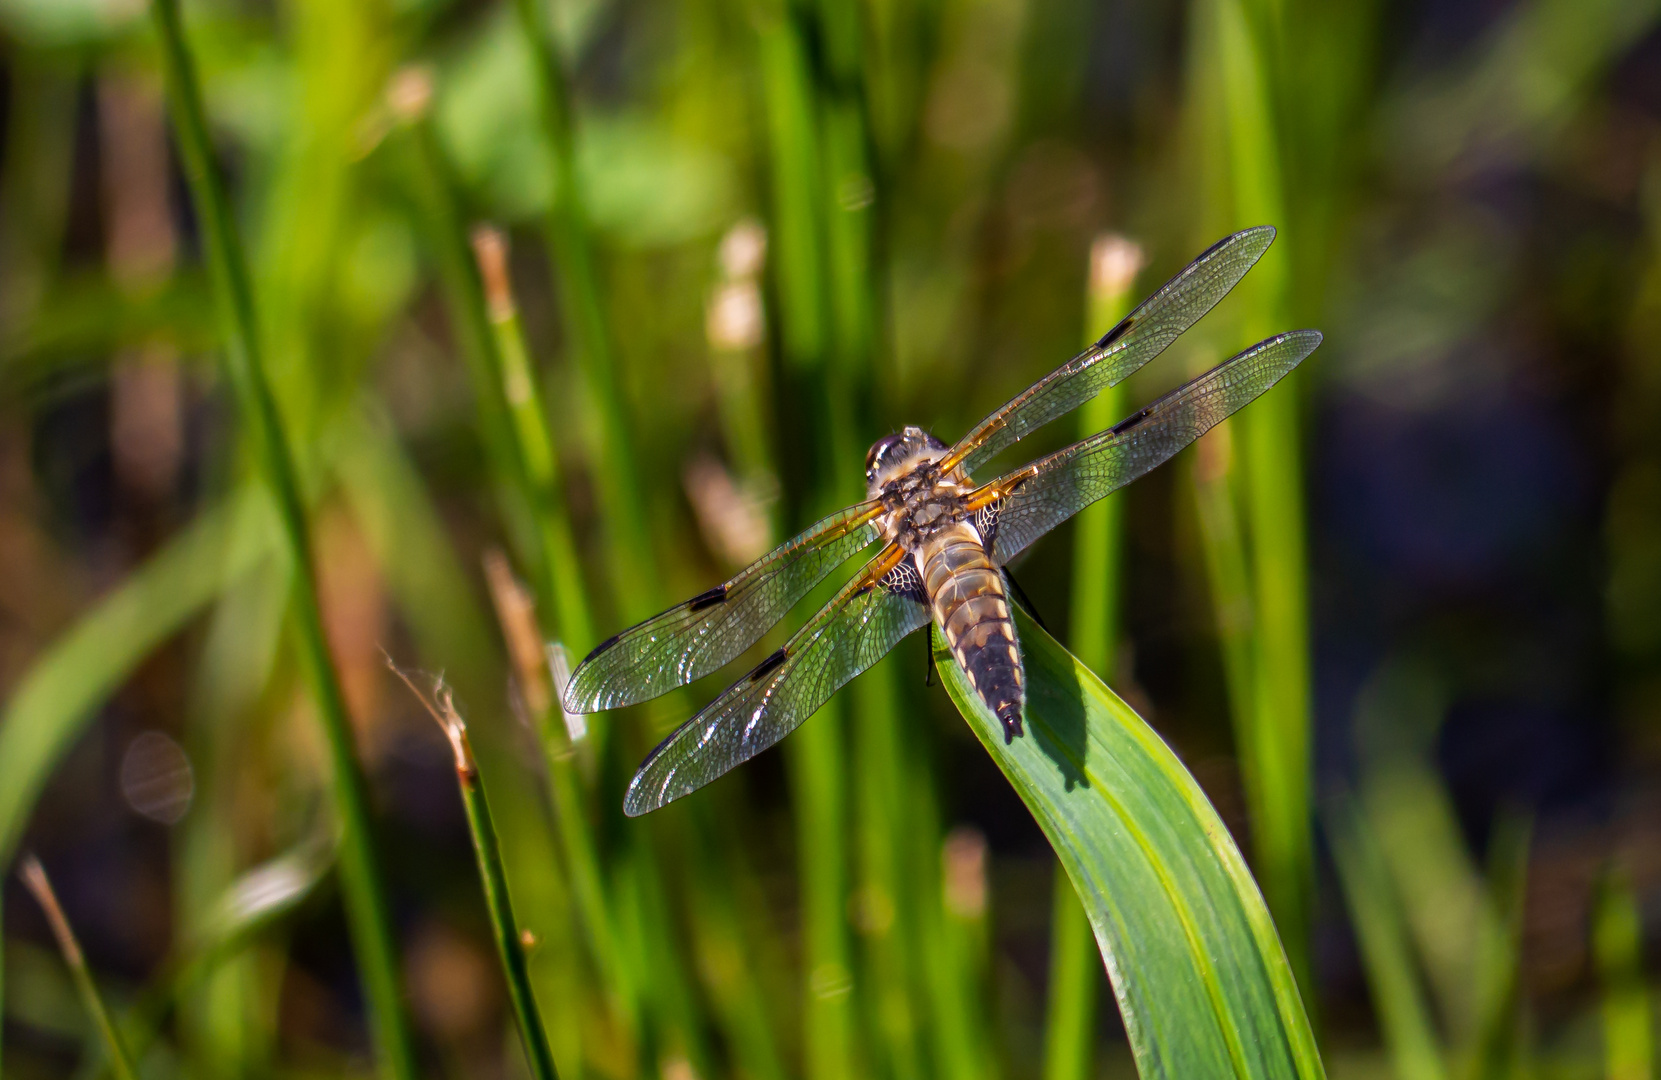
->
[149,4,417,1076]
[790,705,858,1080]
[387,85,619,1065]
[749,5,869,1076]
[484,555,639,1047]
[1200,0,1314,997]
[386,74,540,573]
[854,662,928,1080]
[756,8,828,369]
[1326,798,1447,1080]
[510,0,657,624]
[472,228,594,652]
[389,670,561,1080]
[395,65,705,1075]
[1044,234,1145,1080]
[1593,868,1651,1080]
[20,855,139,1080]
[935,827,997,1080]
[677,812,791,1080]
[707,220,780,492]
[497,26,726,1063]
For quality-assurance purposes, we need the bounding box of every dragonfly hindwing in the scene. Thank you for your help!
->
[974,500,1001,554]
[879,560,928,605]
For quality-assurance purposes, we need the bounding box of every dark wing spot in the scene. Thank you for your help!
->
[688,584,728,612]
[1110,406,1150,436]
[581,632,623,665]
[1093,313,1137,350]
[1195,230,1238,262]
[749,648,788,682]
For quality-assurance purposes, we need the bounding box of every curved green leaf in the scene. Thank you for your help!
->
[0,489,271,866]
[933,609,1322,1080]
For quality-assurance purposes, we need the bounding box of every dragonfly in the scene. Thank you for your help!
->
[563,226,1322,816]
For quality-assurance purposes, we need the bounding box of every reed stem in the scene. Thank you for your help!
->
[1201,0,1315,997]
[1043,235,1144,1080]
[20,855,139,1080]
[149,5,416,1076]
[389,669,562,1080]
[386,76,534,555]
[1327,799,1447,1080]
[510,0,657,625]
[790,703,858,1080]
[748,6,868,1075]
[1594,868,1652,1080]
[472,227,594,652]
[484,556,639,1042]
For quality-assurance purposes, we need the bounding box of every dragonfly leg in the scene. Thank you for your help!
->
[925,637,937,687]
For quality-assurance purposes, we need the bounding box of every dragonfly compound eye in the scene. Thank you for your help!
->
[866,433,907,477]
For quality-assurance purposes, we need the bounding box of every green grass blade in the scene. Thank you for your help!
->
[934,608,1323,1080]
[1325,796,1448,1080]
[1593,869,1652,1080]
[1467,813,1530,1080]
[0,490,267,866]
[754,7,827,369]
[1199,0,1315,999]
[1362,765,1490,1039]
[471,228,595,651]
[937,825,998,1080]
[510,0,657,624]
[1042,863,1099,1080]
[677,804,790,1080]
[148,3,417,1074]
[393,74,656,1066]
[386,90,541,577]
[1045,233,1144,1080]
[398,675,562,1080]
[173,548,291,1078]
[854,660,930,1080]
[85,831,337,1080]
[789,702,859,1080]
[908,758,987,1080]
[19,856,139,1080]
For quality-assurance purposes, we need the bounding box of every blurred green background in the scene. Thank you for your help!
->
[2,0,1660,1076]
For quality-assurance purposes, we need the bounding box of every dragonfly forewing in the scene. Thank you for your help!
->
[946,225,1276,477]
[564,500,884,713]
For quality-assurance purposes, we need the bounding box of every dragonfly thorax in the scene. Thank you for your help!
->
[866,426,973,552]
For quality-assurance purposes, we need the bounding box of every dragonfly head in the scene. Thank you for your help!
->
[865,426,948,497]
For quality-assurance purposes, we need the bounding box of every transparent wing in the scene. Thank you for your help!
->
[623,548,930,816]
[943,226,1276,477]
[977,330,1322,564]
[564,501,884,712]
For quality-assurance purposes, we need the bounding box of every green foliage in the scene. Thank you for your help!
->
[935,611,1322,1080]
[0,492,269,866]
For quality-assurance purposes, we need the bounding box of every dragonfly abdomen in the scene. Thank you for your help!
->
[921,523,1025,740]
